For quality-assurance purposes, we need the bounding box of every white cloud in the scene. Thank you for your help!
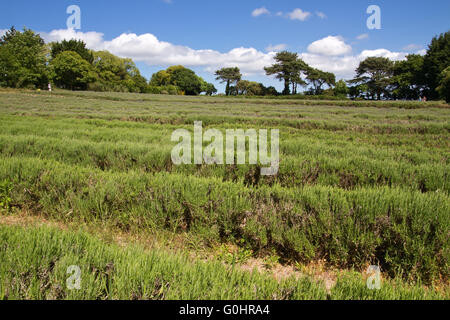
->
[265,44,287,52]
[356,33,369,40]
[40,29,275,76]
[41,29,105,49]
[359,48,407,61]
[37,29,410,80]
[252,7,270,17]
[287,8,311,21]
[416,49,427,56]
[276,11,283,16]
[316,11,327,19]
[302,36,408,79]
[307,36,352,56]
[301,50,408,79]
[301,53,359,78]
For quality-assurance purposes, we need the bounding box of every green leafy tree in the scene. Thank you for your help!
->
[348,85,359,99]
[51,39,94,64]
[127,72,148,93]
[423,31,450,100]
[199,78,217,96]
[348,83,369,99]
[149,66,206,95]
[149,70,171,86]
[349,57,394,100]
[246,82,265,96]
[306,68,336,95]
[436,66,450,103]
[0,27,48,88]
[49,51,96,90]
[123,60,147,93]
[264,51,300,95]
[289,59,309,95]
[165,65,187,77]
[263,86,278,96]
[236,80,266,96]
[392,54,425,100]
[204,83,217,96]
[215,67,242,96]
[169,66,202,95]
[334,79,349,96]
[90,50,147,93]
[236,80,250,95]
[93,51,128,81]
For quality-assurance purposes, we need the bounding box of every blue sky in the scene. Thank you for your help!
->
[1,0,449,92]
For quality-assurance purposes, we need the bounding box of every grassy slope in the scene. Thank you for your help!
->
[0,223,447,300]
[0,89,449,298]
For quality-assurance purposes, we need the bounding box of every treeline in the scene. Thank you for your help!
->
[215,31,449,102]
[259,32,449,102]
[0,28,145,93]
[348,33,449,102]
[0,27,216,96]
[0,27,448,102]
[213,59,337,98]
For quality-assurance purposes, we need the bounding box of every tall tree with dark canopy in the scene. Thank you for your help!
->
[264,51,299,95]
[392,54,426,100]
[215,67,242,96]
[51,39,94,64]
[289,58,309,94]
[423,31,450,100]
[349,57,394,100]
[169,66,202,95]
[306,68,336,95]
[437,66,450,103]
[0,27,48,88]
[200,80,217,96]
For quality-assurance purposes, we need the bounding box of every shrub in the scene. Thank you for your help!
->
[0,180,12,210]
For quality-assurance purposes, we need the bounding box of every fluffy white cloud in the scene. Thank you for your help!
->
[41,29,105,49]
[416,49,427,56]
[302,36,408,78]
[40,29,275,76]
[252,7,270,17]
[301,50,408,79]
[301,53,359,78]
[307,36,352,56]
[265,44,287,52]
[359,49,407,61]
[356,33,369,40]
[37,29,410,79]
[287,9,311,21]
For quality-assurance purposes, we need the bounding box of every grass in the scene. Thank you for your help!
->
[0,156,448,283]
[0,88,448,299]
[0,224,447,300]
[0,115,448,192]
[0,180,12,210]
